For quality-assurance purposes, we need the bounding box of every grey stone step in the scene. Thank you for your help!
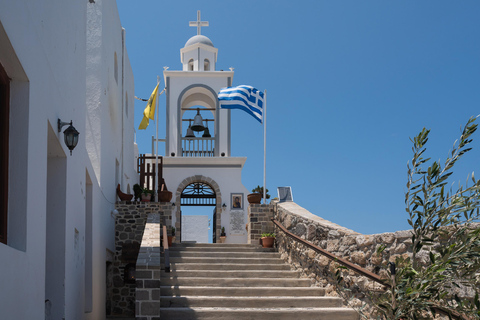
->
[171,243,258,248]
[160,286,325,297]
[161,269,300,278]
[160,296,343,308]
[171,263,291,271]
[159,307,359,320]
[160,277,312,287]
[169,246,275,252]
[169,251,281,258]
[162,257,286,264]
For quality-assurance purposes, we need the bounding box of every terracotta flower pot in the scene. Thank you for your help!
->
[158,190,173,202]
[261,236,275,248]
[247,193,262,204]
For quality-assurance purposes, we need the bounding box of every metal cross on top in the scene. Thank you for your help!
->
[189,10,209,36]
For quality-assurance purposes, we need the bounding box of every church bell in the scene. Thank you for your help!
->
[191,108,205,132]
[185,121,195,137]
[202,121,211,138]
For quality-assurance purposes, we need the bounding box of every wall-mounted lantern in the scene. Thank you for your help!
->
[58,119,79,156]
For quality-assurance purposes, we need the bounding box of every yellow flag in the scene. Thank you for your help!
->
[138,83,159,130]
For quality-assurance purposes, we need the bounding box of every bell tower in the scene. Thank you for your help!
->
[162,11,249,244]
[164,11,233,158]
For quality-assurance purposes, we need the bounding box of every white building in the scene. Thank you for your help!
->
[162,12,250,244]
[0,1,136,319]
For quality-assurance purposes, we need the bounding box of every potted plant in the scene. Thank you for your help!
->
[141,188,153,202]
[247,186,270,204]
[261,232,275,248]
[168,227,175,247]
[219,226,226,243]
[133,184,143,202]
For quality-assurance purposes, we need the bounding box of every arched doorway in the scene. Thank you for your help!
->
[174,176,222,243]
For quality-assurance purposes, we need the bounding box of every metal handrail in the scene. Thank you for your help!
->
[271,218,468,320]
[162,225,170,273]
[271,219,389,287]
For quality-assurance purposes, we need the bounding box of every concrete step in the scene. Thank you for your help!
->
[160,277,312,287]
[159,244,358,320]
[168,251,281,258]
[171,263,291,271]
[161,269,300,278]
[160,286,326,297]
[169,246,275,252]
[160,296,343,308]
[162,257,286,264]
[171,243,258,248]
[159,307,359,320]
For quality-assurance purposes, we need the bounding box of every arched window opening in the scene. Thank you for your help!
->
[188,59,194,71]
[204,59,210,71]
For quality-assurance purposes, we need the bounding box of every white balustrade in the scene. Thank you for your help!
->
[181,137,215,157]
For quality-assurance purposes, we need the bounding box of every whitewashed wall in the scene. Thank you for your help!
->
[0,0,136,319]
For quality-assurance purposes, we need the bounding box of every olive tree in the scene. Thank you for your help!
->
[375,116,480,319]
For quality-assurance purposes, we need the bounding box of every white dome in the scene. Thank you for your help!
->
[184,35,214,48]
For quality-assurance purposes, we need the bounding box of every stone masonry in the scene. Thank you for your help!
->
[247,203,274,245]
[135,212,161,320]
[272,201,416,318]
[110,202,172,317]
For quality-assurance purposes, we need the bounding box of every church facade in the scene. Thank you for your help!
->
[0,1,136,319]
[162,12,250,244]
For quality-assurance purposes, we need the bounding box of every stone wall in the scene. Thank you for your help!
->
[273,201,415,317]
[135,213,161,320]
[110,202,172,317]
[247,204,274,245]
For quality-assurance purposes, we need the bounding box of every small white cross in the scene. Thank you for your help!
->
[189,10,209,36]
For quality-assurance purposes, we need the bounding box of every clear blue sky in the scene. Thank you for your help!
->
[117,1,480,235]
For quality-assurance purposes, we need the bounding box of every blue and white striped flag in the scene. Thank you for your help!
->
[218,85,264,123]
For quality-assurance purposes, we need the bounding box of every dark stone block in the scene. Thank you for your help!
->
[136,290,150,300]
[141,301,160,315]
[136,270,152,279]
[144,280,160,288]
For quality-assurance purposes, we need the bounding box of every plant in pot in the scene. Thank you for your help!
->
[247,186,270,204]
[133,184,143,202]
[261,232,275,248]
[219,226,226,243]
[141,188,153,202]
[167,227,175,246]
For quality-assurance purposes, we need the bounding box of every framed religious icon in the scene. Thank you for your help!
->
[231,193,243,210]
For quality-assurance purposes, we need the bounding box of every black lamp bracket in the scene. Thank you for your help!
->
[58,119,73,132]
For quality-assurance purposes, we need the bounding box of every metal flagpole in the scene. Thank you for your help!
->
[155,76,160,202]
[263,90,267,204]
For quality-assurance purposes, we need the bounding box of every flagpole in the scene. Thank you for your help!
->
[263,90,267,204]
[155,76,160,202]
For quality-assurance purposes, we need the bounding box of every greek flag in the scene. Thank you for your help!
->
[218,85,264,123]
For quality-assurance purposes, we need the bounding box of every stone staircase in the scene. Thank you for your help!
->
[160,243,359,320]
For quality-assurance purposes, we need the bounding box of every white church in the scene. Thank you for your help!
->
[0,1,251,319]
[162,11,250,244]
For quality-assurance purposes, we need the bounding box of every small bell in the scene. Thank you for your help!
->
[202,123,211,138]
[185,121,195,137]
[191,108,205,132]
